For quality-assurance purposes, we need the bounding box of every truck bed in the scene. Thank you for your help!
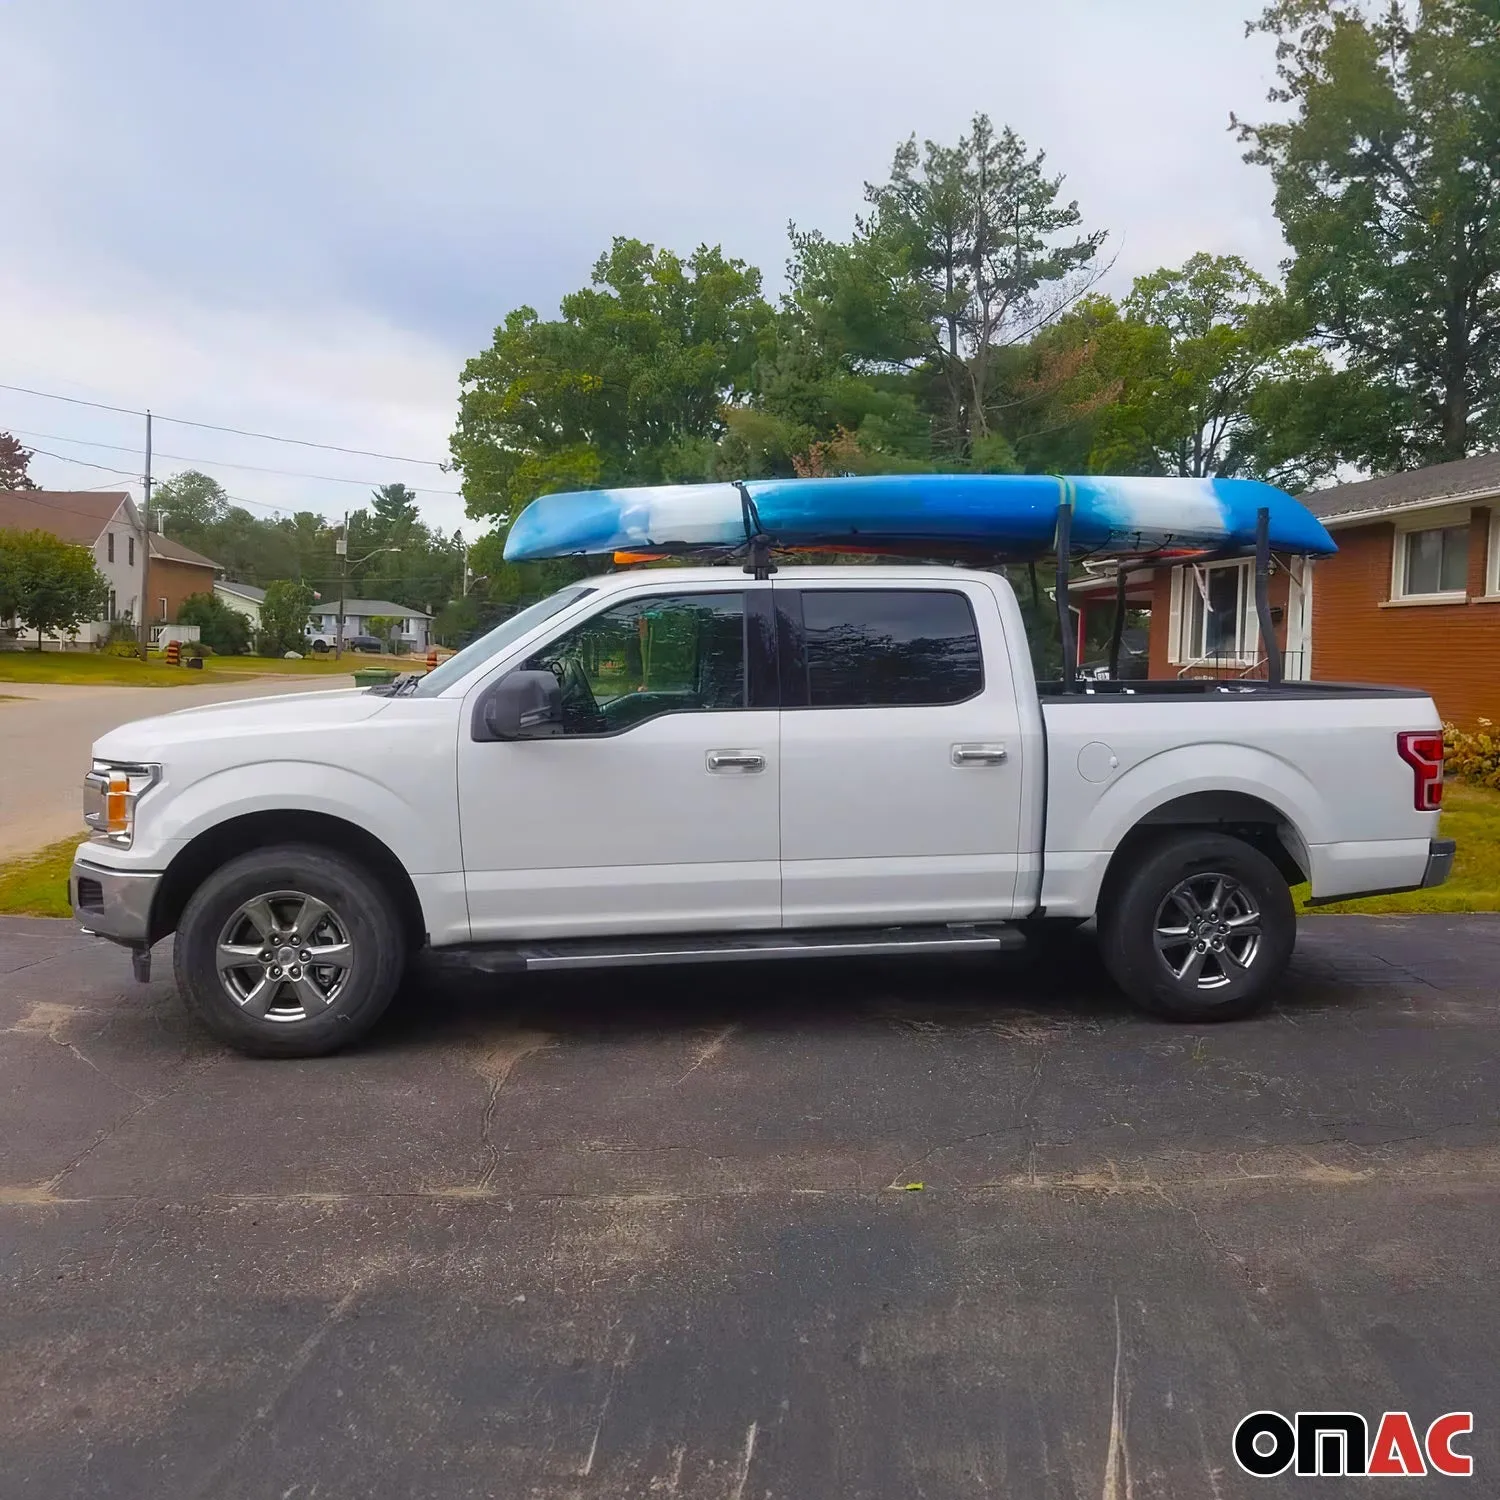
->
[1035,678,1442,914]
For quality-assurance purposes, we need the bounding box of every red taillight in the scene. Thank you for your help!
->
[1397,731,1445,811]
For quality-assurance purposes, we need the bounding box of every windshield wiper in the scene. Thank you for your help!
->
[365,671,422,697]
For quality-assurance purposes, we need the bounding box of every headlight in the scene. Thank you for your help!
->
[83,761,160,847]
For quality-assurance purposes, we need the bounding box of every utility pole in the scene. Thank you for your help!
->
[137,410,152,661]
[335,512,348,661]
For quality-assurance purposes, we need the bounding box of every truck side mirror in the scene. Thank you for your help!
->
[472,670,564,742]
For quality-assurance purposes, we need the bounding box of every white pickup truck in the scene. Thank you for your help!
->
[70,564,1454,1056]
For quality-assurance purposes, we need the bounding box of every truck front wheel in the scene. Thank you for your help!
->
[173,844,407,1057]
[1098,831,1295,1023]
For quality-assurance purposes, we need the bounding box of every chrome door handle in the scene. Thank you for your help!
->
[707,750,766,773]
[952,744,1008,766]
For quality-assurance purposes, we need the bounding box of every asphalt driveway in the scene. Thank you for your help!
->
[3,914,1499,1498]
[0,677,355,860]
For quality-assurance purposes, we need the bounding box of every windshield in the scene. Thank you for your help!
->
[411,586,596,697]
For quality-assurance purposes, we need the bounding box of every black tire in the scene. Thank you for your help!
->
[1098,831,1294,1022]
[173,844,406,1057]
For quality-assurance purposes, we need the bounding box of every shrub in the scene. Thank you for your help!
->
[259,581,315,656]
[176,591,251,655]
[1444,720,1500,790]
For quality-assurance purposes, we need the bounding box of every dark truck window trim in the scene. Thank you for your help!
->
[774,588,985,710]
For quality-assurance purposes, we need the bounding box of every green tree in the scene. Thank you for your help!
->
[859,114,1107,459]
[0,529,108,646]
[339,486,463,619]
[451,238,775,530]
[1237,0,1500,464]
[0,432,39,489]
[259,580,316,655]
[364,614,402,653]
[176,591,252,655]
[1084,255,1357,488]
[153,470,230,536]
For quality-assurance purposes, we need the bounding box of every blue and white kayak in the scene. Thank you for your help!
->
[502,473,1337,562]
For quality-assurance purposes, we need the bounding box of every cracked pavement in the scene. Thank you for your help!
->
[4,913,1500,1497]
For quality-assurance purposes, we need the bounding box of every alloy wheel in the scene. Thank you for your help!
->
[1153,872,1262,991]
[215,890,353,1023]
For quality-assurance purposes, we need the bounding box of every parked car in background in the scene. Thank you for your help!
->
[308,634,385,654]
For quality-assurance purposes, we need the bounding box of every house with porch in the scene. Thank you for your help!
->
[1,489,219,647]
[1070,453,1500,726]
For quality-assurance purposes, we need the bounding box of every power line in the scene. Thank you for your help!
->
[23,446,142,480]
[8,428,463,494]
[23,447,296,518]
[0,380,451,467]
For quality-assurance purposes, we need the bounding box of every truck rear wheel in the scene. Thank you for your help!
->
[173,844,406,1057]
[1098,831,1294,1022]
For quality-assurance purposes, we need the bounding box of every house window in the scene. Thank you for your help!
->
[1178,561,1254,663]
[158,597,168,622]
[1488,510,1500,598]
[128,536,135,567]
[107,590,117,622]
[107,533,115,563]
[1396,524,1468,599]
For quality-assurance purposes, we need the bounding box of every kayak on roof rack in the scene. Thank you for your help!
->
[501,473,1338,563]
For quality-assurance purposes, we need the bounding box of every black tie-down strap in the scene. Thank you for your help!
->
[734,481,777,580]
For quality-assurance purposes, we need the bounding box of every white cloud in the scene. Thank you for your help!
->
[2,0,1290,533]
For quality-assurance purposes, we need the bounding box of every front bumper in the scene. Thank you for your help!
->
[70,855,161,947]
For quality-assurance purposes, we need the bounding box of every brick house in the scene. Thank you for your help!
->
[0,489,218,646]
[1071,453,1500,726]
[147,532,220,625]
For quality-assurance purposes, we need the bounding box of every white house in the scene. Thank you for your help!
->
[0,489,144,645]
[306,598,432,653]
[214,579,266,629]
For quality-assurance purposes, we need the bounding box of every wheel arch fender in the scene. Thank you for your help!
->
[146,765,439,945]
[1080,745,1324,916]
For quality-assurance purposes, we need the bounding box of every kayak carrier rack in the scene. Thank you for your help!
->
[1053,501,1283,694]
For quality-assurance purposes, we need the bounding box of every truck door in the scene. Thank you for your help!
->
[775,581,1027,925]
[457,585,781,940]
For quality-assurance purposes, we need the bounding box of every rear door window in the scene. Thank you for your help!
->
[794,589,983,708]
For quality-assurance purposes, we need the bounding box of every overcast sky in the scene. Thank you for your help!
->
[2,0,1287,534]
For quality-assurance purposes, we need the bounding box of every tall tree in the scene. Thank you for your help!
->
[259,580,316,655]
[153,470,231,536]
[0,530,108,646]
[1237,0,1500,464]
[451,238,774,530]
[0,432,39,489]
[1081,254,1360,489]
[861,114,1107,459]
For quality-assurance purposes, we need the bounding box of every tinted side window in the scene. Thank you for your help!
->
[525,592,746,734]
[799,590,983,708]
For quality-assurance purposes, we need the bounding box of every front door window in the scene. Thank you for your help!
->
[525,592,746,735]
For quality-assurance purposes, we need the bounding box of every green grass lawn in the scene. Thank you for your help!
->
[0,837,77,918]
[0,650,398,687]
[1296,780,1500,915]
[0,653,237,687]
[4,784,1496,923]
